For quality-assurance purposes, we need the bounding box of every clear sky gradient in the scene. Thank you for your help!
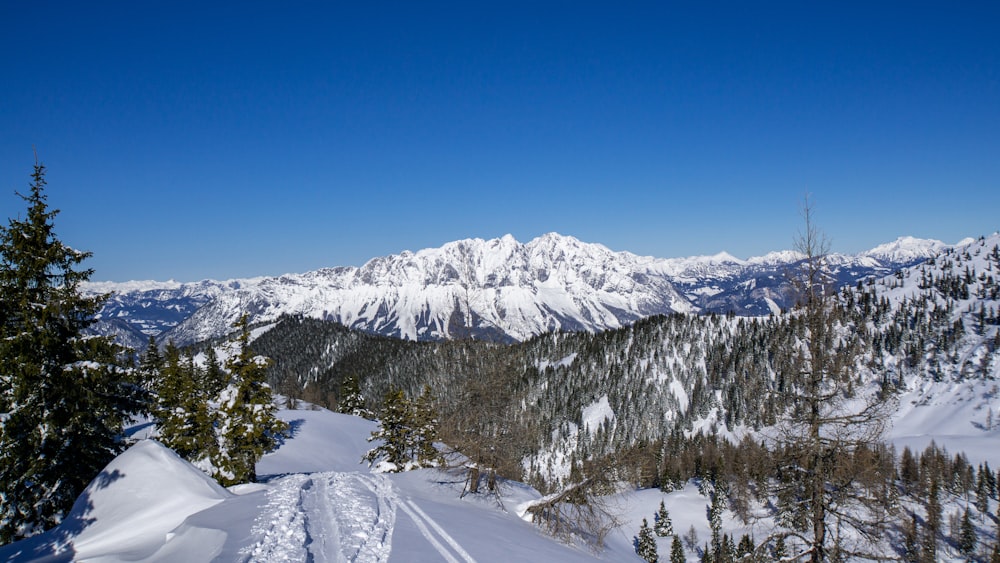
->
[2,2,998,281]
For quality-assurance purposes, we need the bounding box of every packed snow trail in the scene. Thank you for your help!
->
[243,471,396,563]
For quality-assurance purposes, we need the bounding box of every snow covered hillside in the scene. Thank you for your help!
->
[0,406,638,562]
[85,233,945,347]
[4,398,999,563]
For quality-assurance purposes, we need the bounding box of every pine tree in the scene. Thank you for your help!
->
[411,384,441,467]
[0,160,147,542]
[922,477,942,562]
[338,375,372,419]
[363,387,414,472]
[670,535,686,563]
[772,536,787,560]
[137,335,162,389]
[654,499,674,537]
[154,344,214,464]
[735,534,754,559]
[212,315,286,486]
[636,517,659,563]
[959,506,977,560]
[200,346,227,398]
[708,489,724,557]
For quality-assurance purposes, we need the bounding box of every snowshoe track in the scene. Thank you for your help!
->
[243,472,396,563]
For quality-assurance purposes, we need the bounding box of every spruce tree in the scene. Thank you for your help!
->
[363,387,413,472]
[708,489,724,557]
[670,535,686,563]
[155,344,214,464]
[412,384,441,467]
[0,160,147,542]
[212,315,286,485]
[654,499,673,537]
[338,375,372,419]
[959,506,977,560]
[137,335,162,389]
[636,517,659,563]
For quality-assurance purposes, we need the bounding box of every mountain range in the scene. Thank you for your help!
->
[84,233,953,349]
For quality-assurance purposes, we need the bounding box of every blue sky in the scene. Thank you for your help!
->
[2,2,998,281]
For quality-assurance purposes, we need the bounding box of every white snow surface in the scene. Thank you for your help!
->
[0,408,635,562]
[581,395,615,434]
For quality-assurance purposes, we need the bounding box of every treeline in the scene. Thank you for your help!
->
[0,162,286,544]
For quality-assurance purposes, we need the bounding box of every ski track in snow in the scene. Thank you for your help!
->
[243,472,396,563]
[397,499,478,563]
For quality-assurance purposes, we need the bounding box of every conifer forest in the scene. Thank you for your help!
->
[3,161,1000,561]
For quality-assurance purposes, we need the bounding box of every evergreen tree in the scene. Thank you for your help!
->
[959,506,977,560]
[735,534,754,559]
[636,517,659,563]
[0,160,147,542]
[154,343,214,464]
[363,388,414,471]
[708,489,724,557]
[200,346,228,398]
[654,499,674,537]
[212,315,286,485]
[772,536,787,560]
[411,384,441,466]
[670,535,687,563]
[338,374,372,419]
[922,477,942,562]
[137,335,162,389]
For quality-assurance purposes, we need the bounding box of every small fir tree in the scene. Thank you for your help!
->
[212,315,287,485]
[636,517,659,563]
[735,534,754,559]
[670,535,686,563]
[338,375,372,419]
[411,385,441,466]
[959,506,977,560]
[155,343,214,463]
[654,499,674,537]
[708,489,724,557]
[363,388,414,472]
[772,536,787,560]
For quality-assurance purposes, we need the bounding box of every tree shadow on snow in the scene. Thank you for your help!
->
[2,468,126,562]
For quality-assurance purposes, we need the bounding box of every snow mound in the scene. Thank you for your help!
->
[0,440,230,562]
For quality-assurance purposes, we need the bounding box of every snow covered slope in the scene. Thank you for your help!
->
[86,233,946,347]
[0,407,632,562]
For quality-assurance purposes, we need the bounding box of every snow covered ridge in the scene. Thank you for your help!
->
[83,232,957,346]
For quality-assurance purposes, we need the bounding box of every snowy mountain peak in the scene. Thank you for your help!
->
[862,236,947,264]
[87,233,953,347]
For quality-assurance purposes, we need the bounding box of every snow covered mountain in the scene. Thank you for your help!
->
[86,233,948,347]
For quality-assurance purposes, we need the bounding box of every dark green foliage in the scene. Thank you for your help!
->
[338,375,372,419]
[922,477,941,562]
[772,536,786,560]
[670,535,686,563]
[212,315,287,486]
[363,385,441,472]
[0,161,147,542]
[959,506,976,559]
[154,344,215,463]
[654,499,673,537]
[363,388,413,471]
[735,534,754,560]
[411,385,441,466]
[636,517,658,562]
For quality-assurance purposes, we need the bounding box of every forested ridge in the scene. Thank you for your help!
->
[257,235,1000,487]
